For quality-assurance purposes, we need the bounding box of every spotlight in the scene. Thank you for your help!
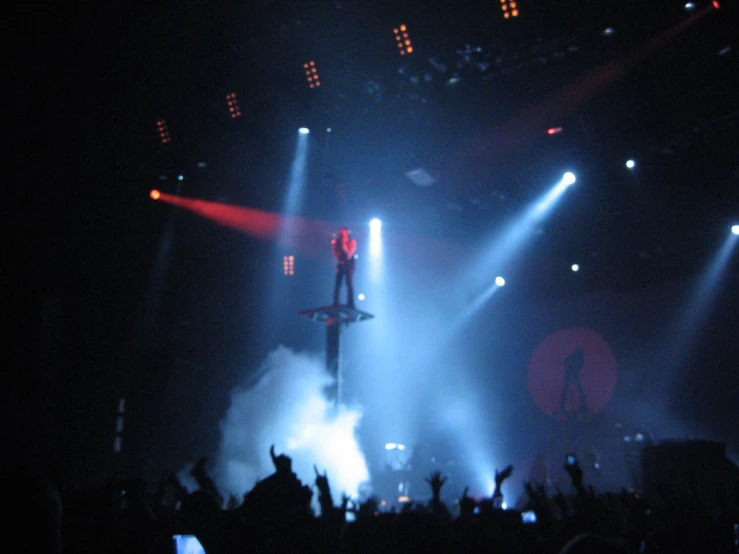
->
[625,159,636,169]
[495,276,505,287]
[562,172,576,186]
[571,263,580,272]
[369,218,382,230]
[150,189,161,200]
[298,127,310,135]
[732,224,739,236]
[684,2,695,10]
[358,293,366,301]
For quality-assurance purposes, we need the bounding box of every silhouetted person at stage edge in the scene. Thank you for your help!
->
[190,456,223,507]
[239,445,312,520]
[331,227,356,308]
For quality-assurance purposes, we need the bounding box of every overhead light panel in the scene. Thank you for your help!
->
[156,119,171,144]
[226,92,242,118]
[303,60,321,88]
[500,0,520,19]
[393,24,413,55]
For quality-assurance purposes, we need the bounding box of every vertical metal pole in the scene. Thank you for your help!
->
[325,317,341,407]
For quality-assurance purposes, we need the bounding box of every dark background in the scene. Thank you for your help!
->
[5,0,737,489]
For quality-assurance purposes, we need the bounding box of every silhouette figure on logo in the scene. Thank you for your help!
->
[557,348,588,420]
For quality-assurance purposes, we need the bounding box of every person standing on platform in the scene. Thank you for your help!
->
[332,227,356,308]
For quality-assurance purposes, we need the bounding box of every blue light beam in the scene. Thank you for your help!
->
[460,172,576,304]
[279,131,310,245]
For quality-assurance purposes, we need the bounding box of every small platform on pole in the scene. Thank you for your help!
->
[299,304,375,324]
[299,304,374,407]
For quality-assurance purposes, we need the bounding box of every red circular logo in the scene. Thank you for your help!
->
[528,328,617,420]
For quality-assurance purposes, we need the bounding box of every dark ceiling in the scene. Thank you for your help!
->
[11,0,739,296]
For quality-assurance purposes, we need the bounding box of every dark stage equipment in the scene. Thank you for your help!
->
[640,439,739,507]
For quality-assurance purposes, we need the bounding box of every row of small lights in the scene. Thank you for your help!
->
[153,1,722,142]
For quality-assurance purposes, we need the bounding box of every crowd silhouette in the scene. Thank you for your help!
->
[6,442,738,554]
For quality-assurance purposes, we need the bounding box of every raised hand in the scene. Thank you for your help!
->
[269,445,292,473]
[492,465,514,504]
[314,465,334,517]
[425,471,447,496]
[495,464,514,487]
[459,486,477,518]
[314,465,331,494]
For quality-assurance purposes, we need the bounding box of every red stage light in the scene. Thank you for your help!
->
[150,189,161,200]
[547,127,563,135]
[712,0,719,8]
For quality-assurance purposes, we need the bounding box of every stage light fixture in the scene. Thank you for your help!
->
[226,92,242,118]
[571,263,580,272]
[369,218,382,230]
[150,189,161,200]
[302,60,321,88]
[283,255,295,276]
[547,127,563,135]
[684,2,696,10]
[495,276,506,286]
[298,127,310,135]
[392,24,413,55]
[562,172,576,186]
[358,293,366,301]
[712,1,719,9]
[731,224,739,236]
[626,159,636,169]
[156,119,171,144]
[500,0,520,19]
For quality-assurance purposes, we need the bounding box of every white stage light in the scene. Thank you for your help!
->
[358,293,366,301]
[369,218,383,263]
[562,172,576,186]
[298,127,310,135]
[571,264,580,272]
[626,159,636,169]
[495,276,505,287]
[732,224,739,236]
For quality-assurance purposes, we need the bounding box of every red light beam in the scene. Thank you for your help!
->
[149,192,336,256]
[466,7,714,159]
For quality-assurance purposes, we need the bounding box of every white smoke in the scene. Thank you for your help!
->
[215,345,370,506]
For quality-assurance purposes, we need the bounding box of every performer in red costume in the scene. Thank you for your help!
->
[331,227,357,308]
